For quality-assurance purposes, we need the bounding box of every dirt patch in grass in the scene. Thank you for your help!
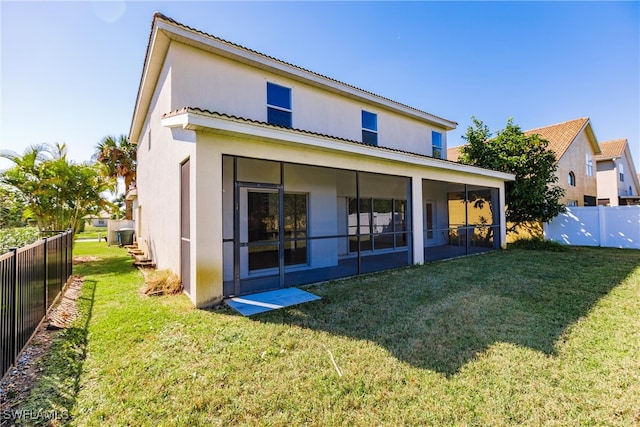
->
[0,275,84,413]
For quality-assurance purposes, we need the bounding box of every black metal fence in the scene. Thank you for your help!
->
[1,230,73,380]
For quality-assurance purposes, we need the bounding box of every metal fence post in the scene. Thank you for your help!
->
[11,247,18,370]
[43,237,48,311]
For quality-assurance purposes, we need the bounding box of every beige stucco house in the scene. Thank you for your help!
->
[524,118,601,207]
[449,117,601,207]
[128,14,513,307]
[595,139,640,205]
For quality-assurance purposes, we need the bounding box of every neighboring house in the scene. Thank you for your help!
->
[448,117,601,207]
[524,118,601,207]
[595,139,640,206]
[128,14,514,307]
[84,211,110,227]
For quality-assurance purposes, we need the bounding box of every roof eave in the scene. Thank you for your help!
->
[129,20,172,144]
[161,110,513,182]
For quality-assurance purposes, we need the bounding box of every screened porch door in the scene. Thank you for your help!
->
[236,185,284,295]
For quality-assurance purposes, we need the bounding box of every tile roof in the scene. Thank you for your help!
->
[152,13,456,128]
[596,138,627,159]
[523,117,590,160]
[163,107,465,166]
[447,146,462,162]
[447,118,592,164]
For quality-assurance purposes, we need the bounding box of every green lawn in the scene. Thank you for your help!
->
[75,225,108,240]
[23,242,640,425]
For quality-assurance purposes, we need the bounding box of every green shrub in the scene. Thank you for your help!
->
[508,236,569,251]
[0,227,41,254]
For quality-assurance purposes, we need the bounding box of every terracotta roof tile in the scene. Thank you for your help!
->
[596,138,627,159]
[523,117,590,160]
[446,118,592,164]
[447,146,462,162]
[164,107,464,165]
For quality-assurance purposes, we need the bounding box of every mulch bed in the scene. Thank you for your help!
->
[0,274,85,413]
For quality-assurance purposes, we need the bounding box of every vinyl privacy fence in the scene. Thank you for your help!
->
[0,230,73,379]
[544,206,640,249]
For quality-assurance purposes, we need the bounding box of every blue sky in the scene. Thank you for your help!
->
[1,1,639,172]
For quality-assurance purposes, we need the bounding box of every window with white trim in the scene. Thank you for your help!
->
[567,200,578,207]
[585,153,593,176]
[361,110,378,145]
[432,131,443,159]
[267,82,292,128]
[568,171,576,187]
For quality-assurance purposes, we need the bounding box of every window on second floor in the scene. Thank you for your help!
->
[567,200,578,207]
[568,171,576,187]
[585,153,593,176]
[267,82,292,128]
[432,131,443,159]
[619,163,624,182]
[362,110,378,145]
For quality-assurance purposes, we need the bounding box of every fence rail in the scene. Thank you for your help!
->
[0,230,73,380]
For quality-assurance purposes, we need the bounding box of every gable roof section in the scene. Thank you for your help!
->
[595,138,627,160]
[129,13,457,143]
[447,118,601,164]
[523,117,600,162]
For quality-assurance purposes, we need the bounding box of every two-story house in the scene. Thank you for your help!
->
[129,14,513,307]
[523,118,601,207]
[595,139,640,205]
[449,117,601,207]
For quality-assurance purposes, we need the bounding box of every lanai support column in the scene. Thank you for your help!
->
[411,176,424,264]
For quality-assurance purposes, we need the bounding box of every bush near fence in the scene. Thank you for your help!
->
[0,230,73,380]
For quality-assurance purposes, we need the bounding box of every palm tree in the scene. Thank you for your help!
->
[2,143,110,233]
[94,135,137,220]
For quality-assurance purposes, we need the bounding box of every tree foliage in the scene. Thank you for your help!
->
[1,143,111,234]
[459,117,565,233]
[93,134,136,219]
[0,183,28,228]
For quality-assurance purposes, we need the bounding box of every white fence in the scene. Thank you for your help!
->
[544,206,640,249]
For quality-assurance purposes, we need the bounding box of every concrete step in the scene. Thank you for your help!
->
[134,260,156,268]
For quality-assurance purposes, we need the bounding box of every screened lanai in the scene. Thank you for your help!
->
[422,179,502,261]
[222,155,412,297]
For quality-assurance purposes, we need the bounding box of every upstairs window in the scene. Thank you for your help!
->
[567,200,578,207]
[619,163,624,182]
[267,82,292,128]
[362,110,378,145]
[432,131,443,159]
[585,153,593,176]
[568,171,576,187]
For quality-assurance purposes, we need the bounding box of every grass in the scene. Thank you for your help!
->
[22,241,640,425]
[75,225,107,240]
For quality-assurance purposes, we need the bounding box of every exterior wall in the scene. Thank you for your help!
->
[169,42,448,158]
[596,149,640,206]
[616,150,638,197]
[190,130,507,306]
[556,130,598,206]
[135,49,196,299]
[596,159,618,205]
